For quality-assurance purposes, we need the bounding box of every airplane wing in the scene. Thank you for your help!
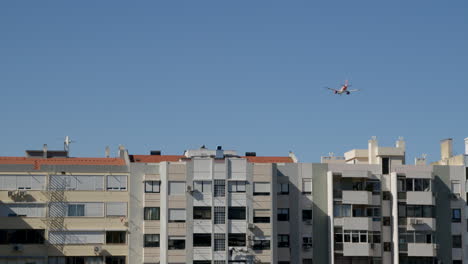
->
[325,87,338,92]
[348,89,359,92]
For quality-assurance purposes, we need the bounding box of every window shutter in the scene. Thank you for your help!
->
[254,182,270,193]
[303,178,312,193]
[107,202,127,217]
[254,209,270,217]
[169,182,186,195]
[85,203,104,217]
[169,209,186,221]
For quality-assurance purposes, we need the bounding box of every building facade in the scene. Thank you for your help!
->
[0,138,467,264]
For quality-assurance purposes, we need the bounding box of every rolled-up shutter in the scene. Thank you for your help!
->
[253,182,270,193]
[169,209,186,221]
[107,202,127,217]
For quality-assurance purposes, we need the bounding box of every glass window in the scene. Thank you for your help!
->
[452,209,461,222]
[228,233,246,246]
[302,178,312,194]
[194,181,212,193]
[68,204,85,217]
[144,234,160,247]
[193,234,211,247]
[451,181,461,195]
[414,179,423,191]
[406,179,413,191]
[252,238,271,250]
[422,179,431,191]
[194,207,211,220]
[278,183,289,195]
[214,233,226,251]
[453,235,462,248]
[302,210,312,221]
[228,181,246,193]
[228,207,246,220]
[144,181,160,193]
[106,231,126,244]
[278,208,289,221]
[168,236,185,250]
[278,235,289,248]
[107,175,127,191]
[144,207,160,220]
[254,209,270,223]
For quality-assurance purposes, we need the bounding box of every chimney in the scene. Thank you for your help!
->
[465,138,468,155]
[440,138,453,160]
[245,152,256,157]
[105,146,110,158]
[215,146,224,159]
[43,144,48,158]
[368,136,378,164]
[396,136,405,150]
[415,154,427,165]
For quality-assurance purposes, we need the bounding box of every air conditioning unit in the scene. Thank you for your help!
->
[7,191,14,197]
[305,220,313,225]
[12,244,23,252]
[248,223,256,230]
[94,246,102,253]
[451,193,460,200]
[186,185,194,194]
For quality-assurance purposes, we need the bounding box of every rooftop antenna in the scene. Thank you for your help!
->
[422,153,427,159]
[64,136,75,153]
[328,152,335,157]
[105,146,110,158]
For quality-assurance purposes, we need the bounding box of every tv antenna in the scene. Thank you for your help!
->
[64,136,75,153]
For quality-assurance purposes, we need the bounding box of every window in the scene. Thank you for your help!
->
[278,208,289,221]
[451,181,461,195]
[278,235,289,248]
[453,261,462,264]
[382,158,389,175]
[382,191,391,200]
[107,175,127,191]
[105,256,125,264]
[0,229,45,244]
[214,207,226,224]
[383,217,391,226]
[0,175,46,190]
[214,180,226,197]
[214,233,226,251]
[106,202,127,217]
[228,181,246,193]
[404,178,431,192]
[333,204,351,217]
[253,182,270,196]
[252,237,270,250]
[383,242,391,251]
[453,235,462,248]
[253,209,270,223]
[145,181,160,193]
[193,234,211,247]
[50,175,103,191]
[302,210,312,221]
[106,231,126,244]
[0,203,46,217]
[169,209,186,223]
[228,233,246,246]
[302,178,312,194]
[68,204,85,217]
[303,236,313,248]
[194,207,211,220]
[168,236,186,250]
[228,207,246,220]
[303,259,313,264]
[452,209,461,223]
[169,181,186,195]
[144,234,160,247]
[194,181,212,193]
[278,183,289,195]
[194,261,212,264]
[144,207,160,220]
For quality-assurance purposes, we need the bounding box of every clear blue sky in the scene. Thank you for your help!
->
[1,1,467,163]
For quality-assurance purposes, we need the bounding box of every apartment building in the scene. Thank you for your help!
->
[1,137,468,264]
[0,146,130,264]
[127,146,321,264]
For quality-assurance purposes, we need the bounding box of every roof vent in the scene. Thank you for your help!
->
[245,152,256,157]
[215,146,224,159]
[150,150,161,156]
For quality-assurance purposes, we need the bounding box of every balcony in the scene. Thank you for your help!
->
[342,191,372,205]
[343,243,373,256]
[406,192,434,205]
[334,217,373,230]
[406,218,436,231]
[407,243,437,257]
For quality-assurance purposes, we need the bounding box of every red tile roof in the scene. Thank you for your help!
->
[130,155,184,163]
[0,157,126,170]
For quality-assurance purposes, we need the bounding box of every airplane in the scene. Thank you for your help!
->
[325,80,359,95]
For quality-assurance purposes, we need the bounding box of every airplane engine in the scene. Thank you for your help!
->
[346,91,350,95]
[334,91,338,94]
